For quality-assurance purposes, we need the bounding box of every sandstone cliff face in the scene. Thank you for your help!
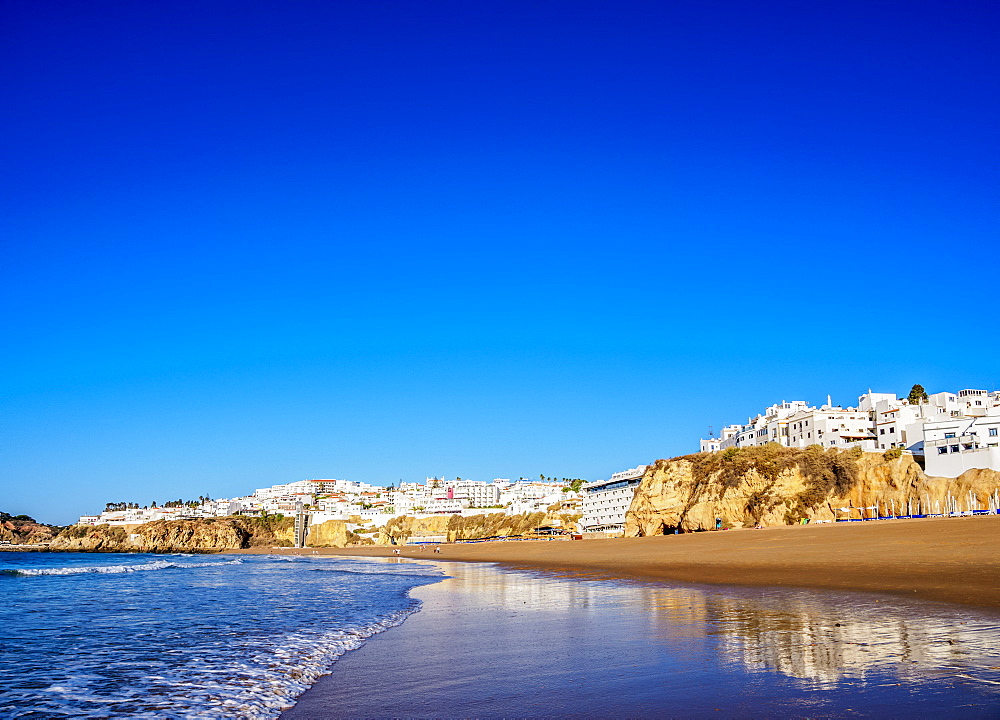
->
[445,512,548,542]
[305,519,376,548]
[49,517,295,553]
[626,448,1000,535]
[372,511,574,545]
[47,509,580,553]
[376,515,451,545]
[49,524,134,552]
[1,518,63,545]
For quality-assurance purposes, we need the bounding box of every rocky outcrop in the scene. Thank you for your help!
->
[446,511,549,542]
[376,515,451,545]
[0,515,64,546]
[305,519,376,548]
[46,509,579,552]
[373,511,577,545]
[48,524,132,552]
[626,447,1000,535]
[49,516,295,553]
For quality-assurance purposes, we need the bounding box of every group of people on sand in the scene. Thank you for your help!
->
[392,545,442,555]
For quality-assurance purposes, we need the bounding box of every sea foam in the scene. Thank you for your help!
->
[0,553,442,719]
[4,558,243,577]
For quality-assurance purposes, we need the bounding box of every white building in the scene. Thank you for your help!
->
[444,480,502,507]
[699,437,722,453]
[700,425,740,452]
[785,407,874,449]
[714,402,811,451]
[706,394,929,453]
[580,465,647,534]
[920,410,1000,477]
[699,387,1000,478]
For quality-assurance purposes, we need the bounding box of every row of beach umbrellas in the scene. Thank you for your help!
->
[835,489,1000,519]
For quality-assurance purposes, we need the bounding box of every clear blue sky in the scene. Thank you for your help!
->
[2,1,997,524]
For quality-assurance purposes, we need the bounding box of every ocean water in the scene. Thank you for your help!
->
[5,552,1000,719]
[0,552,443,718]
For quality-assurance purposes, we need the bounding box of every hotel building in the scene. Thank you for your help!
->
[580,465,647,535]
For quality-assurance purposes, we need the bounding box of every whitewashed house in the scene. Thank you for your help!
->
[699,386,1000,478]
[920,409,1000,478]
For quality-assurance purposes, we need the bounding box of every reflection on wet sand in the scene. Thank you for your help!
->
[435,561,1000,689]
[708,594,1000,686]
[287,558,1000,718]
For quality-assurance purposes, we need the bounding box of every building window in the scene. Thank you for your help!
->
[990,428,998,437]
[945,433,956,439]
[880,428,885,435]
[889,427,895,433]
[938,447,948,455]
[950,445,960,453]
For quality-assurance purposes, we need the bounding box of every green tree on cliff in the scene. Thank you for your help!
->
[907,383,929,405]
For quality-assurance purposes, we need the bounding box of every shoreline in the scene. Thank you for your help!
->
[241,514,1000,611]
[283,555,1000,718]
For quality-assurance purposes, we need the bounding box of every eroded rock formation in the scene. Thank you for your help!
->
[49,516,295,553]
[0,515,63,546]
[626,447,1000,535]
[46,510,577,552]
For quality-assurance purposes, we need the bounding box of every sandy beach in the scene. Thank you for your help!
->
[251,514,1000,611]
[281,556,1000,718]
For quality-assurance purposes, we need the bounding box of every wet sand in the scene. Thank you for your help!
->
[251,514,1000,610]
[282,558,1000,719]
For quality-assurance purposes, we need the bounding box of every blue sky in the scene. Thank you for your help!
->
[2,0,997,524]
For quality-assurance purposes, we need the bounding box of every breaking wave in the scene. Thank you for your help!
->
[4,558,243,577]
[0,554,441,718]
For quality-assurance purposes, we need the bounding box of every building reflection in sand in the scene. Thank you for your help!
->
[706,593,997,686]
[427,560,1000,690]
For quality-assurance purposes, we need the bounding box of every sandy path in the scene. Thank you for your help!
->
[242,514,1000,610]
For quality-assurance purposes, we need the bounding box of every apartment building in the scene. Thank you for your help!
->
[717,402,811,451]
[448,480,502,507]
[699,387,1000,478]
[785,408,874,449]
[919,411,1000,477]
[580,465,647,534]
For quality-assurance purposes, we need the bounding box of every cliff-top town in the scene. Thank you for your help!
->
[68,384,1000,542]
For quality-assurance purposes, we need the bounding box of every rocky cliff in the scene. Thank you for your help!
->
[370,510,579,545]
[49,516,295,553]
[46,509,574,552]
[305,519,375,548]
[376,512,545,545]
[626,446,1000,535]
[0,514,64,546]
